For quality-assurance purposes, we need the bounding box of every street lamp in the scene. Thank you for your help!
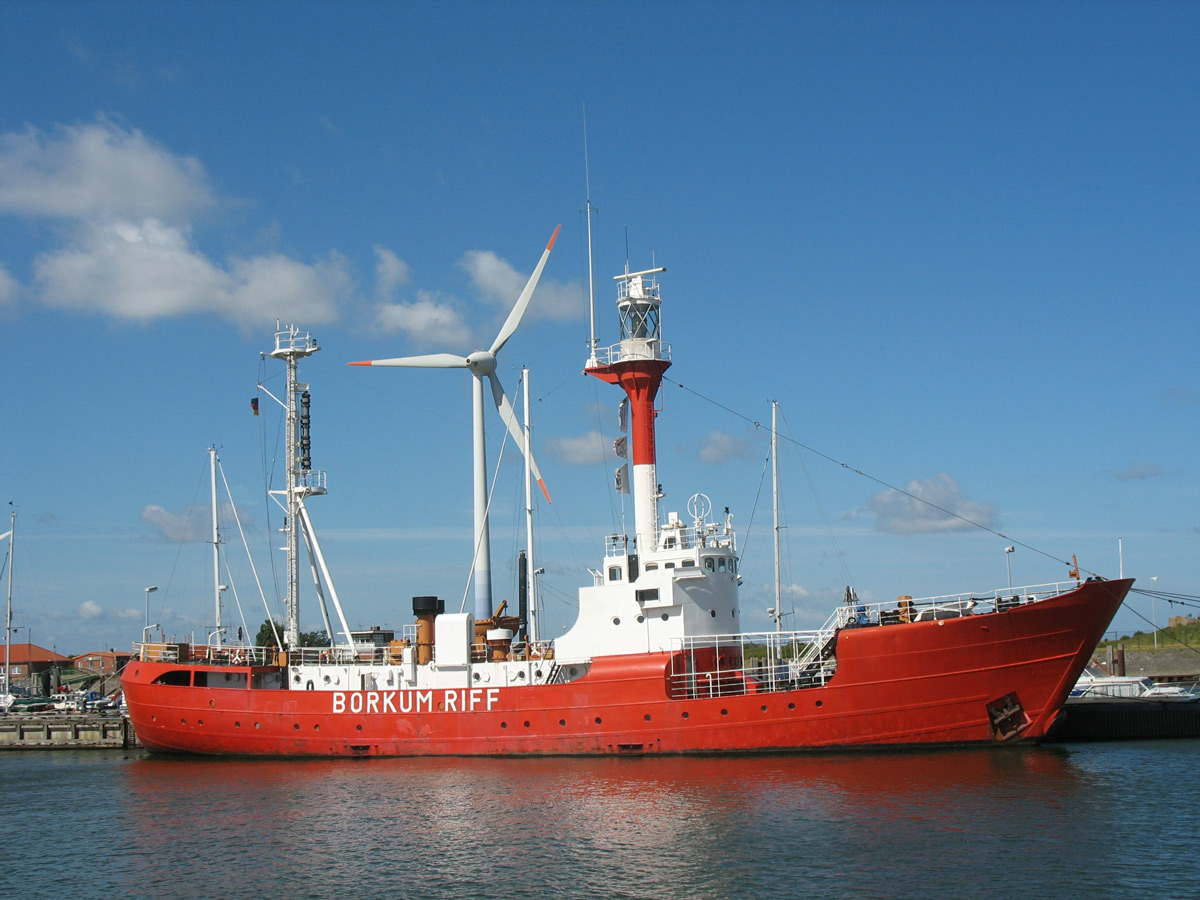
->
[1005,546,1015,594]
[144,586,158,631]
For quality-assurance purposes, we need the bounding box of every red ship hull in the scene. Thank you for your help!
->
[122,578,1129,757]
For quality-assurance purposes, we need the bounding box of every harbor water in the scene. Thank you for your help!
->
[3,742,1198,900]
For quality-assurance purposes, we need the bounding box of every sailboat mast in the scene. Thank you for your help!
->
[772,401,781,632]
[4,511,13,699]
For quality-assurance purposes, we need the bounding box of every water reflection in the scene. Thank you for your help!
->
[111,747,1106,899]
[0,744,1183,899]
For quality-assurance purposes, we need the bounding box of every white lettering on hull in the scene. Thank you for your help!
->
[331,688,501,715]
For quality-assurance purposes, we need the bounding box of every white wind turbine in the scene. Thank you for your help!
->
[350,226,559,621]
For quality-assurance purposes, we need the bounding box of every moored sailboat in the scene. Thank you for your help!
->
[122,237,1131,756]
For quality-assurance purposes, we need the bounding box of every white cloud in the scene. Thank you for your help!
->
[0,120,214,221]
[1160,387,1200,409]
[698,430,755,464]
[225,250,349,326]
[78,600,104,619]
[373,245,411,300]
[141,502,255,542]
[2,119,348,327]
[459,248,582,322]
[547,431,607,465]
[374,290,473,347]
[868,473,998,535]
[0,263,16,307]
[1113,462,1164,481]
[33,219,348,326]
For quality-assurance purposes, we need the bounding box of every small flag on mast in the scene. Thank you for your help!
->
[250,397,259,416]
[613,436,627,459]
[615,464,629,494]
[618,398,628,433]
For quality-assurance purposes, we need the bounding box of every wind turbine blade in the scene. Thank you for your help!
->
[348,353,467,368]
[490,224,562,355]
[488,373,551,504]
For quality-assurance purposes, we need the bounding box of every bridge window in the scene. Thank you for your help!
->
[608,566,622,582]
[704,558,715,571]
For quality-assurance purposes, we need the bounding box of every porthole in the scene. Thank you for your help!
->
[816,700,823,708]
[254,722,261,729]
[761,705,768,712]
[473,672,481,681]
[612,616,621,626]
[594,717,602,725]
[788,702,796,710]
[294,724,300,731]
[501,722,508,729]
[644,714,651,721]
[637,615,645,624]
[197,719,203,726]
[559,719,566,726]
[356,724,363,731]
[682,711,689,719]
[710,610,717,618]
[721,709,728,716]
[524,721,531,728]
[234,721,240,727]
[661,613,669,621]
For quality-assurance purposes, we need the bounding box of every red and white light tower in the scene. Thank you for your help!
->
[585,266,670,554]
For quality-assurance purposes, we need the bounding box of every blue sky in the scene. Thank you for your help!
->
[1,0,1196,656]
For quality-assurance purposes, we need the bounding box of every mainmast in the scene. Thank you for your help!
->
[209,447,223,648]
[266,325,323,649]
[771,401,782,631]
[585,265,670,554]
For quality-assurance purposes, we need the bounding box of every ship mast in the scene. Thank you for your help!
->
[209,447,224,648]
[771,401,782,631]
[266,325,323,649]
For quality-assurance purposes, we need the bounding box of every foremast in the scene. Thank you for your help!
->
[584,267,670,555]
[266,326,324,650]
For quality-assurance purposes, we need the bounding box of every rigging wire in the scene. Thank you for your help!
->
[663,375,1089,576]
[1116,591,1200,656]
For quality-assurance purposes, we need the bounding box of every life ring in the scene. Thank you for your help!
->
[530,644,544,660]
[231,651,245,666]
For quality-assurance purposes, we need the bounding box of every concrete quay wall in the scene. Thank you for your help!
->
[0,715,134,750]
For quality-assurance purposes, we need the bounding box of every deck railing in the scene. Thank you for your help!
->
[669,581,1086,700]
